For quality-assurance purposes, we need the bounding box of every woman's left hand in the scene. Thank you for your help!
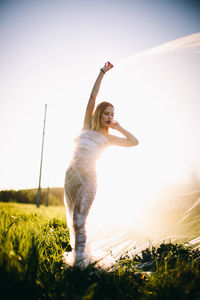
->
[109,120,121,130]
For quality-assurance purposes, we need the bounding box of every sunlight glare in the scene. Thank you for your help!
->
[88,37,200,238]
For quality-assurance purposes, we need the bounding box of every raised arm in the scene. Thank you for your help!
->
[83,62,113,130]
[107,121,139,147]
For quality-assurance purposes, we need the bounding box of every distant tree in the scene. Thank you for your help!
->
[0,187,64,206]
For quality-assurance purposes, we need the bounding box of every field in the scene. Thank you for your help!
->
[0,202,200,300]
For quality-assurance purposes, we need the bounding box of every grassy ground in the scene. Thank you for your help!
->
[0,203,200,300]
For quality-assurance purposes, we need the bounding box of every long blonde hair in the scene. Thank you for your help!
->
[91,101,114,132]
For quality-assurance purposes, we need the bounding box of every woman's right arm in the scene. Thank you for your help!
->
[83,62,113,130]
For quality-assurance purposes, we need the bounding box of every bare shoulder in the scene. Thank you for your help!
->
[107,134,139,147]
[82,120,91,130]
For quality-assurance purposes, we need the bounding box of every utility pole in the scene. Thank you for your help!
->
[36,104,47,208]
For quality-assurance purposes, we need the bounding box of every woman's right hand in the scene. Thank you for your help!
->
[101,61,114,73]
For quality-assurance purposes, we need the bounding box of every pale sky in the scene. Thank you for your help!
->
[0,0,200,196]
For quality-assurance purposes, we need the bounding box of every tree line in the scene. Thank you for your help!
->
[0,187,64,206]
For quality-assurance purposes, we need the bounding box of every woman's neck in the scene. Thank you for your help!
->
[96,127,108,135]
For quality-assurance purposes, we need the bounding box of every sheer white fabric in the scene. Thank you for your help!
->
[64,130,109,268]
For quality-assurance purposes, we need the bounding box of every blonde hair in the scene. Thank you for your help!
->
[91,101,114,131]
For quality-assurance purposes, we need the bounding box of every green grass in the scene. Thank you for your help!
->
[0,203,200,300]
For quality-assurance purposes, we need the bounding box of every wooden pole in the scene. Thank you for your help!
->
[36,104,47,208]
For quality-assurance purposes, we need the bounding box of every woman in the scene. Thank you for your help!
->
[64,62,139,267]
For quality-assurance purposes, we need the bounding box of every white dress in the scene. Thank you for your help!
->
[64,130,108,267]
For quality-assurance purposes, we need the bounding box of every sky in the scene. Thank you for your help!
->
[0,0,200,198]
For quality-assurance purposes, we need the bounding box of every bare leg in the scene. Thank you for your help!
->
[73,218,87,266]
[64,166,96,267]
[72,188,95,267]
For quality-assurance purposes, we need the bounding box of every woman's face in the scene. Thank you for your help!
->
[100,106,114,128]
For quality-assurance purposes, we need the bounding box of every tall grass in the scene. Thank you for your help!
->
[0,203,200,300]
[0,203,70,299]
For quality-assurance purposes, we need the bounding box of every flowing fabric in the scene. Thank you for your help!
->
[64,130,110,267]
